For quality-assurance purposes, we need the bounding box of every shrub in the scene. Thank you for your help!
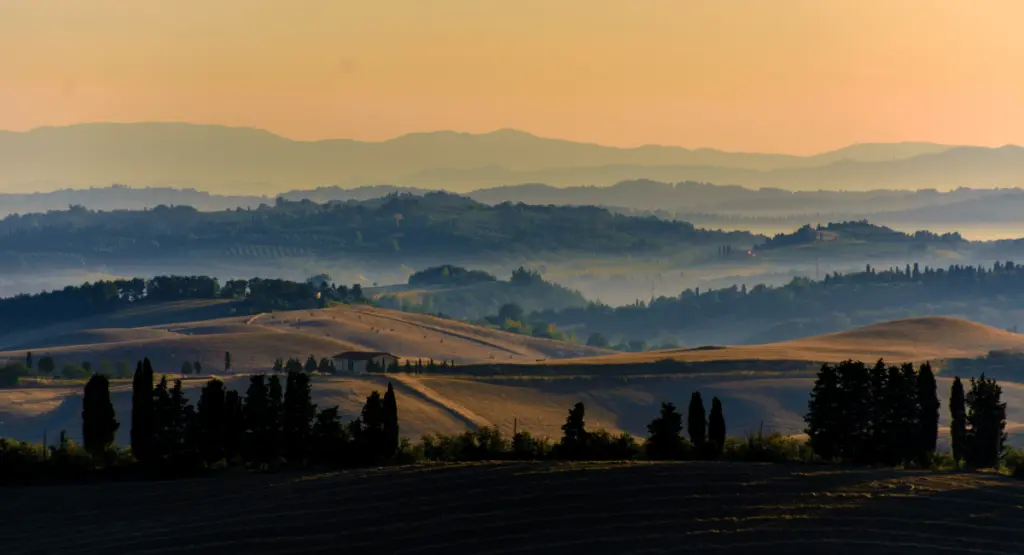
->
[723,429,811,463]
[0,362,31,388]
[572,430,642,461]
[61,364,90,380]
[511,431,552,460]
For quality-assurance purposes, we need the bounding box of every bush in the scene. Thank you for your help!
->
[0,362,31,388]
[1003,446,1024,474]
[585,430,642,461]
[61,364,90,380]
[511,431,552,460]
[723,429,811,463]
[421,427,512,462]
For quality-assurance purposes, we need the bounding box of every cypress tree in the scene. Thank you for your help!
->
[267,374,284,452]
[916,362,940,467]
[131,359,155,463]
[805,363,842,462]
[836,360,871,464]
[304,355,318,373]
[382,382,400,460]
[949,377,967,469]
[965,374,1007,469]
[283,371,317,462]
[223,389,245,460]
[559,402,588,460]
[868,359,889,465]
[196,378,227,463]
[687,391,707,456]
[167,379,193,461]
[151,376,172,460]
[645,402,685,460]
[353,391,385,463]
[224,351,232,372]
[82,373,119,460]
[242,375,269,462]
[311,406,349,466]
[896,363,920,466]
[708,397,726,459]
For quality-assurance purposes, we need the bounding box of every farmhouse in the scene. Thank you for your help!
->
[333,351,399,374]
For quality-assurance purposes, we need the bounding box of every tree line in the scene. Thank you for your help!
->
[534,260,1024,345]
[2,355,1014,484]
[1,357,770,483]
[0,192,757,264]
[0,275,368,334]
[805,360,1007,469]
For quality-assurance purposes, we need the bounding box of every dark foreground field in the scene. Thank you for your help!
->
[3,462,1024,554]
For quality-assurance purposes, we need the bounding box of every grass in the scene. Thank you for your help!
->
[2,461,1022,554]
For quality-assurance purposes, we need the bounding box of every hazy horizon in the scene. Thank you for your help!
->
[0,121,979,156]
[4,1,1024,154]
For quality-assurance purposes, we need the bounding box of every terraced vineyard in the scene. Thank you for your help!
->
[4,462,1023,554]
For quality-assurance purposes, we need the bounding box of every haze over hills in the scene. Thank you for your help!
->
[0,122,971,194]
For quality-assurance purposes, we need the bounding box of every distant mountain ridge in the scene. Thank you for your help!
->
[0,122,964,194]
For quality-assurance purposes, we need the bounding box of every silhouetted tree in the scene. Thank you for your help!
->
[318,357,333,375]
[916,362,939,466]
[645,402,685,460]
[131,359,155,463]
[965,374,1007,469]
[273,358,284,373]
[242,375,270,462]
[305,355,318,373]
[37,356,55,375]
[310,406,350,466]
[835,360,871,463]
[82,373,119,460]
[708,397,726,459]
[267,374,284,460]
[223,389,244,460]
[25,352,32,370]
[949,377,967,469]
[180,361,194,376]
[559,402,588,460]
[283,371,316,462]
[805,363,842,461]
[196,378,227,463]
[193,361,202,375]
[868,359,889,464]
[687,391,707,455]
[586,333,610,348]
[352,391,385,464]
[224,351,232,372]
[382,382,400,460]
[285,357,303,374]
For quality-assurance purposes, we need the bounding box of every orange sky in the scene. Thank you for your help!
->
[2,0,1022,154]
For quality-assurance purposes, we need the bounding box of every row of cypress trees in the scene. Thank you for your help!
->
[79,358,402,468]
[805,360,1007,468]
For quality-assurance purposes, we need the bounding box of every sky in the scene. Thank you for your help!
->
[2,0,1023,154]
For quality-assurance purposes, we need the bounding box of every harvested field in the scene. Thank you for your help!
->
[2,462,1023,554]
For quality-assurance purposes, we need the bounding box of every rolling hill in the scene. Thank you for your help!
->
[558,317,1024,366]
[0,122,962,194]
[4,311,1024,448]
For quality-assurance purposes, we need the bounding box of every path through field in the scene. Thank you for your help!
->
[3,462,1023,554]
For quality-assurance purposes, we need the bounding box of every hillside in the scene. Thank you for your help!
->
[0,195,758,266]
[6,313,1024,449]
[0,303,611,371]
[560,317,1024,365]
[4,462,1022,554]
[0,123,954,194]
